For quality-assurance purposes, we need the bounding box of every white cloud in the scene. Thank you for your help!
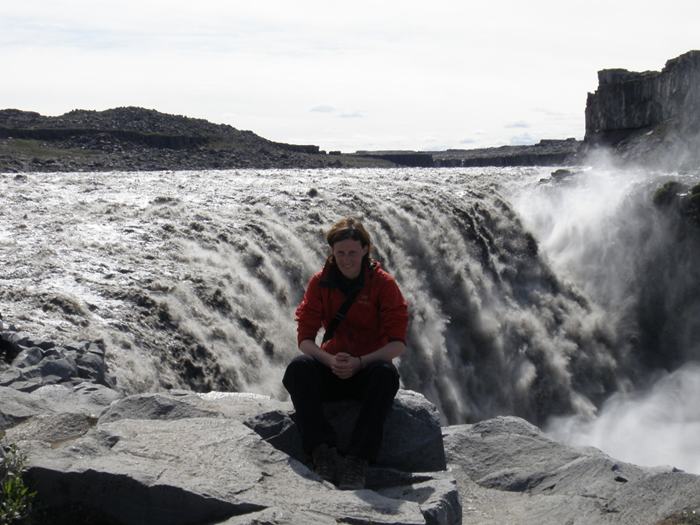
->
[506,121,531,129]
[509,133,537,146]
[2,0,700,151]
[310,105,336,113]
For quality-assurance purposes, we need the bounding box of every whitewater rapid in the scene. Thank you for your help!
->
[1,166,699,472]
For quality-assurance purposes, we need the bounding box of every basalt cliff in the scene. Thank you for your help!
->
[584,50,700,169]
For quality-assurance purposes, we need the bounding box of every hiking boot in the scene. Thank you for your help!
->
[311,444,338,483]
[337,455,367,490]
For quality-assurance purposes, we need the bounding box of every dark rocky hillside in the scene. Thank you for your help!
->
[4,50,699,173]
[0,107,393,172]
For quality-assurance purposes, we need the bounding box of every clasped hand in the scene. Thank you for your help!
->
[330,352,361,379]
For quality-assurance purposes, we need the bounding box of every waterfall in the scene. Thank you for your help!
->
[510,164,700,471]
[2,167,697,435]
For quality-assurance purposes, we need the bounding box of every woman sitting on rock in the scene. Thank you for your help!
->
[283,217,409,490]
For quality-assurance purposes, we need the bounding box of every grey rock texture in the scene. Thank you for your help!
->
[0,383,121,430]
[12,390,457,525]
[245,389,446,472]
[3,378,700,524]
[23,418,430,525]
[444,416,700,525]
[0,329,114,392]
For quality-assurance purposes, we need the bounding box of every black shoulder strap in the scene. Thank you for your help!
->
[322,285,362,343]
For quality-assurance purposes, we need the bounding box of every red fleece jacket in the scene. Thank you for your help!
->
[295,262,408,357]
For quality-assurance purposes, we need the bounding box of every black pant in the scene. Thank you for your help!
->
[282,354,400,462]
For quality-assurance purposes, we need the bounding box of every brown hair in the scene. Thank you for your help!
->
[325,217,372,265]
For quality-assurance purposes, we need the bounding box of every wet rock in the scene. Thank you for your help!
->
[83,341,106,357]
[36,340,56,351]
[11,347,44,368]
[0,330,115,389]
[33,357,79,382]
[0,332,24,362]
[2,331,37,348]
[652,180,700,228]
[76,351,107,383]
[653,181,688,207]
[7,379,45,393]
[0,368,23,387]
[0,386,48,429]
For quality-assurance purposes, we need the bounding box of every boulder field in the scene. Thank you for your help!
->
[2,323,700,525]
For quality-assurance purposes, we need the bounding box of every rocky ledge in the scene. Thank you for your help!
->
[2,321,700,525]
[0,107,393,173]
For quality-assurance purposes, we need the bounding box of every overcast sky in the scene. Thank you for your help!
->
[2,1,698,152]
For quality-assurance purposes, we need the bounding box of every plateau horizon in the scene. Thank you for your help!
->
[2,0,699,152]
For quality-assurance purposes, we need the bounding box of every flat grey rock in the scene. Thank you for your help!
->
[443,416,700,525]
[4,412,96,445]
[23,417,428,525]
[97,392,221,424]
[35,382,123,417]
[213,507,338,525]
[0,386,49,429]
[1,382,121,432]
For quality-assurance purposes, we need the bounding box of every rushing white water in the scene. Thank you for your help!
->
[1,165,699,471]
[510,164,700,473]
[547,363,700,474]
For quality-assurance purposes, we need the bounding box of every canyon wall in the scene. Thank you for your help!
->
[585,50,700,146]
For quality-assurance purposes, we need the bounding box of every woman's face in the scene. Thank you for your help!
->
[332,238,368,279]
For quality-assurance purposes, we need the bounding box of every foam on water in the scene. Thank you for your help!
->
[510,164,700,473]
[2,166,700,471]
